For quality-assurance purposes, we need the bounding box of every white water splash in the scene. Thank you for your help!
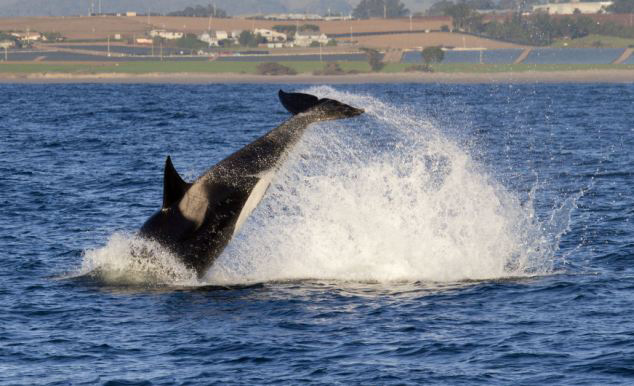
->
[80,233,198,286]
[206,87,562,285]
[80,87,570,287]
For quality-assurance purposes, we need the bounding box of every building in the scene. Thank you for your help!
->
[198,30,231,46]
[149,29,184,40]
[532,1,613,15]
[0,40,15,49]
[324,15,353,21]
[126,12,137,17]
[135,37,153,45]
[254,28,287,42]
[293,32,329,47]
[256,13,323,21]
[10,31,43,41]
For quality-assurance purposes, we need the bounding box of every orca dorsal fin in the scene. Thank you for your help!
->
[163,156,191,208]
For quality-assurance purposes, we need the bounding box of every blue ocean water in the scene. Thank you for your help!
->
[1,83,633,385]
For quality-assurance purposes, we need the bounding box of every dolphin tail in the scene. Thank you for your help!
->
[278,90,364,120]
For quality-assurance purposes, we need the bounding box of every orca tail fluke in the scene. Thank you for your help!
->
[278,90,364,120]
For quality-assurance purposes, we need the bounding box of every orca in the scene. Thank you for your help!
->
[139,90,363,277]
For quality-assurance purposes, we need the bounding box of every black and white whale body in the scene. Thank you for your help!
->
[139,90,363,277]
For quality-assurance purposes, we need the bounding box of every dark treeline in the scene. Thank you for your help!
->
[352,0,409,19]
[481,14,634,45]
[167,4,229,18]
[430,0,634,45]
[607,0,634,13]
[272,24,320,35]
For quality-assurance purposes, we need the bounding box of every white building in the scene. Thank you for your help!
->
[258,13,323,20]
[254,28,287,42]
[149,29,184,40]
[10,32,43,41]
[198,30,230,46]
[532,1,613,14]
[294,32,329,47]
[0,40,15,49]
[324,15,352,21]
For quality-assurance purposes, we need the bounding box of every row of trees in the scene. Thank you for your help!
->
[272,24,320,35]
[165,1,411,20]
[429,0,634,46]
[483,14,634,45]
[238,31,267,47]
[608,0,634,13]
[167,4,228,18]
[353,0,409,19]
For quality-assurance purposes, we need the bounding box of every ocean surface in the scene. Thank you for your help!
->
[1,83,633,385]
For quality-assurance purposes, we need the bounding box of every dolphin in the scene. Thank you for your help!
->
[138,90,363,277]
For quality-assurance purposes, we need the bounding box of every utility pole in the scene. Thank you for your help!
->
[4,46,7,61]
[208,2,212,31]
[98,0,101,14]
[409,14,412,31]
[384,4,387,19]
[319,42,322,62]
[107,35,111,56]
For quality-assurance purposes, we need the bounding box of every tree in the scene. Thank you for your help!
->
[443,3,473,31]
[352,0,409,19]
[273,25,297,35]
[607,0,634,13]
[238,31,263,47]
[175,33,207,50]
[427,0,455,16]
[300,24,320,32]
[361,47,385,71]
[168,4,228,18]
[421,46,444,64]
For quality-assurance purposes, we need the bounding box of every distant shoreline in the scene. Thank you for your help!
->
[1,70,633,84]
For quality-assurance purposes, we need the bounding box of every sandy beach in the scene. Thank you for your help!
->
[1,70,633,83]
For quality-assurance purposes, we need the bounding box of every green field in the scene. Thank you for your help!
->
[0,61,369,74]
[1,61,633,75]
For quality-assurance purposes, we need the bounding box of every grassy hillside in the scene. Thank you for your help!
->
[551,35,634,48]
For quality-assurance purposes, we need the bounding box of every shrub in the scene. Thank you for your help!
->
[256,62,297,75]
[405,64,433,72]
[421,46,444,64]
[300,24,320,32]
[313,62,347,75]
